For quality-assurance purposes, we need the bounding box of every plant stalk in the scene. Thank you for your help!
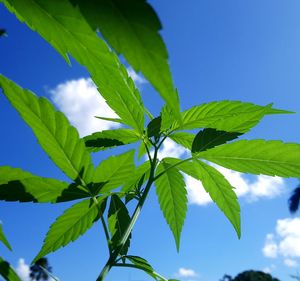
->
[96,146,159,281]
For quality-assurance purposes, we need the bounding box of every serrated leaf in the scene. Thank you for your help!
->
[163,157,241,237]
[0,257,21,281]
[71,0,180,121]
[33,197,105,262]
[171,101,291,133]
[93,150,135,193]
[0,75,94,184]
[192,160,240,237]
[95,116,125,125]
[121,161,151,194]
[126,255,160,281]
[169,132,195,151]
[155,162,187,251]
[3,0,145,132]
[0,225,12,251]
[147,117,162,138]
[198,140,300,177]
[108,195,131,255]
[0,166,90,203]
[192,128,241,153]
[84,129,141,152]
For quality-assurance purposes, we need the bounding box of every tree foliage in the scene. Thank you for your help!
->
[1,0,300,280]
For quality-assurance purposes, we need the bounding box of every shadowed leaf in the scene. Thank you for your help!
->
[0,257,21,281]
[192,128,241,153]
[108,195,131,255]
[84,129,140,152]
[0,166,90,203]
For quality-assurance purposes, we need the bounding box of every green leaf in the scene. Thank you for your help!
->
[108,195,131,255]
[121,161,151,194]
[95,116,125,125]
[192,160,240,237]
[155,161,187,251]
[93,150,135,193]
[169,132,195,151]
[126,255,160,281]
[198,140,300,177]
[0,257,22,281]
[72,0,180,121]
[192,128,241,153]
[0,225,12,251]
[33,197,105,262]
[0,166,90,203]
[171,101,292,133]
[163,157,241,237]
[3,0,145,132]
[0,75,94,184]
[84,129,141,152]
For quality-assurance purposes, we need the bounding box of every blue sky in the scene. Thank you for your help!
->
[1,1,300,281]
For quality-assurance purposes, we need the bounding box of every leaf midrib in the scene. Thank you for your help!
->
[29,0,144,133]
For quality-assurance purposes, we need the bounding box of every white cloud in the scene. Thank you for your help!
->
[175,267,198,278]
[262,234,278,258]
[50,78,120,137]
[263,218,300,267]
[284,258,298,267]
[15,259,30,281]
[184,175,212,206]
[156,138,188,160]
[50,68,146,137]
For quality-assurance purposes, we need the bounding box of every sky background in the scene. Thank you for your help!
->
[1,1,300,281]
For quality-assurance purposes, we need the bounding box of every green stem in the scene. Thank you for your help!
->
[114,263,168,281]
[92,197,112,254]
[96,147,159,281]
[153,156,193,181]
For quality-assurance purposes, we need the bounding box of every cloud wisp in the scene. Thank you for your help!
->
[263,218,300,268]
[175,267,198,279]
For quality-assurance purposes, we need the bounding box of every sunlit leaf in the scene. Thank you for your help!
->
[3,0,145,132]
[93,150,135,193]
[155,161,187,251]
[198,140,300,177]
[108,195,131,255]
[0,225,12,251]
[0,257,21,281]
[191,128,241,153]
[84,129,141,152]
[126,255,160,280]
[0,75,94,184]
[169,132,195,151]
[192,160,240,237]
[171,101,292,133]
[71,0,180,121]
[121,161,151,194]
[164,157,241,237]
[33,197,105,262]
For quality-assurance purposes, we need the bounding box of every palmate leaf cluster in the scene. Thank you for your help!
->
[1,0,300,280]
